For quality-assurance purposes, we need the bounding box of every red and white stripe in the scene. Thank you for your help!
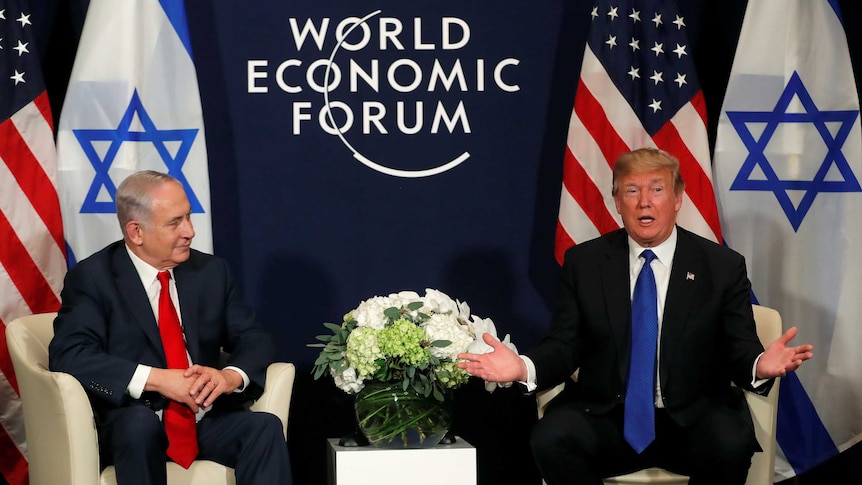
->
[0,90,66,485]
[555,46,722,264]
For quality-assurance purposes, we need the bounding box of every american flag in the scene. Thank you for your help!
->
[0,1,67,484]
[555,0,722,263]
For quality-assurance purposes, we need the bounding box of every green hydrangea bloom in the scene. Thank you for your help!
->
[435,361,469,388]
[345,326,382,378]
[378,318,429,366]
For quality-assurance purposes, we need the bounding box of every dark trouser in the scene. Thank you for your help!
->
[531,404,758,485]
[98,406,292,485]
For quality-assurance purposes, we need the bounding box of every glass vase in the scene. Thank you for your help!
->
[354,381,453,448]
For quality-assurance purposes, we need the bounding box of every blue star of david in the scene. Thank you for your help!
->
[73,89,203,213]
[727,71,861,231]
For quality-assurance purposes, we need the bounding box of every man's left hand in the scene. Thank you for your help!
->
[756,326,814,379]
[185,365,244,407]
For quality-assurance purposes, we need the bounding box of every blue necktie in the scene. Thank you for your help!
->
[624,249,658,453]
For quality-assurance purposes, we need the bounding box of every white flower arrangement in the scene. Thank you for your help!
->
[310,289,517,400]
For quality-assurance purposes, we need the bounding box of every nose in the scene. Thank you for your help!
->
[181,216,195,240]
[637,191,651,208]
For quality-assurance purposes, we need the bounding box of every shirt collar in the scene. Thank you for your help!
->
[125,243,172,288]
[627,225,678,267]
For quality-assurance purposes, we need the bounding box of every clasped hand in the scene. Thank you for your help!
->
[147,366,243,412]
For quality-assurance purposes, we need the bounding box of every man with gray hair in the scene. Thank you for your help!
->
[50,171,292,485]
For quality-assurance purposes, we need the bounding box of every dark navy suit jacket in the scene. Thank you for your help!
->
[49,241,275,423]
[527,226,772,427]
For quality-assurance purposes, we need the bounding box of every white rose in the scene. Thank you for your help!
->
[389,290,421,307]
[421,288,459,315]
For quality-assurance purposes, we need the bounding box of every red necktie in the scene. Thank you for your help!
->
[157,271,198,468]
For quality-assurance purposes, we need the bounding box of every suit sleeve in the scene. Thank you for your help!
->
[48,264,139,407]
[214,259,275,390]
[721,253,773,393]
[526,250,585,391]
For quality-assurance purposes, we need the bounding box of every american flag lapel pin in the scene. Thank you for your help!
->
[686,272,695,281]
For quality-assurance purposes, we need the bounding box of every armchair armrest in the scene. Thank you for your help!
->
[249,362,296,440]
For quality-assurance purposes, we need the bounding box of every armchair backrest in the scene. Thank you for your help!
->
[6,312,102,485]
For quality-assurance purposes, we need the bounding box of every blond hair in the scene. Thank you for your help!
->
[611,148,685,196]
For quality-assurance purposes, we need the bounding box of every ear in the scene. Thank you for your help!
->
[125,221,144,246]
[614,194,623,215]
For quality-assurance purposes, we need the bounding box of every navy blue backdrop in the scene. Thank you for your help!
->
[31,1,862,484]
[191,4,570,483]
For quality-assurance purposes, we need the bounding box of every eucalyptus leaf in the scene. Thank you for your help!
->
[383,307,401,319]
[313,365,327,380]
[430,339,452,348]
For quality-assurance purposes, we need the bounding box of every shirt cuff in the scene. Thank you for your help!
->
[751,352,769,388]
[519,355,538,392]
[128,364,151,399]
[223,365,250,392]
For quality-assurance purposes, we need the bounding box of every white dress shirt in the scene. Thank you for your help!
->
[520,227,765,399]
[124,245,249,421]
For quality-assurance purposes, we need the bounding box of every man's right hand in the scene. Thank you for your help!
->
[144,368,200,412]
[457,333,528,383]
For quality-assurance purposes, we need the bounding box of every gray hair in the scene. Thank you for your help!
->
[116,171,180,230]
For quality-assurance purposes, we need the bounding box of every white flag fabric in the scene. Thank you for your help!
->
[57,0,213,265]
[714,0,861,479]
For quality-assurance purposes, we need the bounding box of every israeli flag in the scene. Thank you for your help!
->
[714,0,861,480]
[57,0,213,265]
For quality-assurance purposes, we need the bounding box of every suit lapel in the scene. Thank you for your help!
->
[601,231,632,385]
[173,261,202,363]
[659,227,702,382]
[111,244,165,359]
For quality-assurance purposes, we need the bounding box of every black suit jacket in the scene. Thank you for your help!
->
[49,241,275,422]
[527,226,771,427]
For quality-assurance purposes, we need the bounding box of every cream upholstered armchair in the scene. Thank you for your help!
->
[536,304,783,485]
[5,312,296,485]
